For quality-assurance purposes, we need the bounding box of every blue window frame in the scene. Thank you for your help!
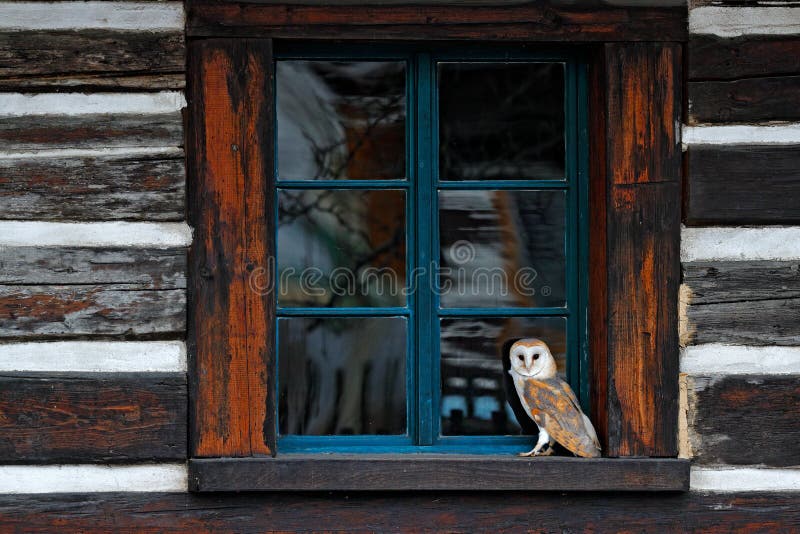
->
[274,44,588,454]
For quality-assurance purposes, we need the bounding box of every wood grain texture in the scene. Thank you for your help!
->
[682,261,800,346]
[0,153,185,221]
[0,113,182,151]
[689,35,800,80]
[603,43,682,457]
[0,31,184,91]
[0,373,186,462]
[688,375,800,467]
[187,39,275,457]
[0,247,186,287]
[686,145,800,224]
[689,76,800,124]
[0,491,798,531]
[0,285,185,339]
[190,456,688,492]
[606,43,681,185]
[187,2,687,40]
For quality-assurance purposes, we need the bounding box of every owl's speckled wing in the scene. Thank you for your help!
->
[519,377,601,458]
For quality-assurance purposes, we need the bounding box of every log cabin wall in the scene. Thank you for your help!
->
[0,0,798,530]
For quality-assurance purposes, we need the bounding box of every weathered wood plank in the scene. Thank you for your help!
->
[684,261,800,304]
[688,375,800,467]
[689,76,800,124]
[0,285,185,338]
[689,35,800,80]
[683,261,800,346]
[0,491,798,531]
[0,113,183,151]
[190,457,689,492]
[683,298,800,346]
[0,152,185,221]
[0,247,186,288]
[686,146,800,224]
[0,373,186,462]
[187,2,688,41]
[604,43,682,457]
[188,39,275,457]
[0,30,184,90]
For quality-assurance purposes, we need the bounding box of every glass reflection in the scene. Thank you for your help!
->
[279,317,407,436]
[439,62,565,181]
[277,60,406,181]
[438,190,566,308]
[278,189,406,307]
[440,317,567,436]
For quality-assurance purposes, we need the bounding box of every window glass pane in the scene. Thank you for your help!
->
[278,189,406,307]
[440,316,567,436]
[438,62,565,181]
[277,60,406,181]
[438,190,566,308]
[279,317,407,435]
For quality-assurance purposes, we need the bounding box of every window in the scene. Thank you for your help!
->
[273,46,588,453]
[186,5,689,491]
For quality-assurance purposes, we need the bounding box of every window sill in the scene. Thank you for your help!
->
[189,455,689,492]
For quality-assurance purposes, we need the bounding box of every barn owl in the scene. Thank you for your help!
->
[508,338,601,458]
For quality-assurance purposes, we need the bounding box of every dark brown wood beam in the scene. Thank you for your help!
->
[189,456,689,492]
[186,2,687,41]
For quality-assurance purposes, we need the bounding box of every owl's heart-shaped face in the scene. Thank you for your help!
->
[509,338,557,379]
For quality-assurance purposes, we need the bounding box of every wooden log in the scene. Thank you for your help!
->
[689,76,800,124]
[689,36,800,80]
[0,31,184,91]
[0,74,185,91]
[688,375,800,467]
[187,2,688,41]
[683,261,800,346]
[0,373,186,462]
[0,247,186,288]
[0,491,798,531]
[603,43,682,457]
[684,261,800,304]
[188,39,275,457]
[0,113,183,152]
[0,152,185,221]
[686,146,800,225]
[0,285,185,338]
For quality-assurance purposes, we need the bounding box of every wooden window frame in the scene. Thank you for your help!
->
[186,2,689,492]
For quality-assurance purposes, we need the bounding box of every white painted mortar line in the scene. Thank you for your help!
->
[0,341,187,373]
[0,464,188,494]
[681,226,800,262]
[0,221,192,248]
[691,467,800,492]
[0,147,184,160]
[683,124,800,147]
[0,92,186,117]
[0,2,184,32]
[690,6,800,37]
[681,344,800,376]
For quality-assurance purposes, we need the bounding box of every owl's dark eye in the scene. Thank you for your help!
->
[517,355,524,361]
[533,353,540,360]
